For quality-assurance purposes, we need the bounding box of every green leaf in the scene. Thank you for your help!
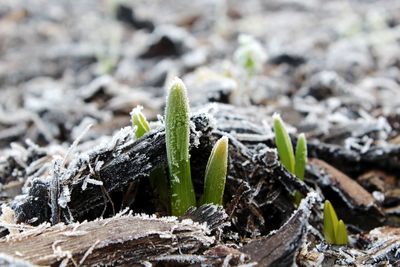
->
[294,133,307,206]
[295,133,307,181]
[165,77,196,216]
[273,113,295,174]
[131,106,150,138]
[323,200,339,244]
[335,220,348,245]
[202,136,229,205]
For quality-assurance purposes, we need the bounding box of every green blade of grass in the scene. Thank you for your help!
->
[273,113,295,173]
[294,133,307,206]
[323,200,339,244]
[335,220,348,245]
[202,136,229,205]
[165,77,196,216]
[295,133,307,180]
[131,106,150,138]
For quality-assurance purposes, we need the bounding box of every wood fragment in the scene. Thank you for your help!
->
[0,215,215,266]
[240,192,321,267]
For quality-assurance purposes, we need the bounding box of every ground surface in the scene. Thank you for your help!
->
[1,0,400,266]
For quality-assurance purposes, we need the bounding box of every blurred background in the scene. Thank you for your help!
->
[1,0,400,150]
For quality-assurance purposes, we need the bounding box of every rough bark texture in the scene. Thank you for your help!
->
[0,215,215,266]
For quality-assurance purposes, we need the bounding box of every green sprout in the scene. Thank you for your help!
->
[131,106,150,138]
[201,136,229,205]
[272,114,308,205]
[273,113,295,173]
[165,78,196,216]
[234,34,267,77]
[323,200,348,245]
[132,78,229,216]
[294,133,307,205]
[295,133,307,180]
[131,106,169,211]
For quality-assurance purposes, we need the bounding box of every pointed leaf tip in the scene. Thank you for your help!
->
[273,113,295,174]
[295,133,307,181]
[202,136,229,206]
[336,220,348,245]
[165,77,195,216]
[131,106,150,138]
[323,200,339,244]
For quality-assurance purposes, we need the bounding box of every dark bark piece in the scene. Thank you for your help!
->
[308,141,400,175]
[0,215,214,266]
[240,192,321,267]
[308,158,385,230]
[310,158,375,207]
[115,4,154,31]
[358,170,400,207]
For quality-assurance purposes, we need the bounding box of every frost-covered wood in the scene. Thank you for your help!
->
[0,215,215,266]
[240,192,320,267]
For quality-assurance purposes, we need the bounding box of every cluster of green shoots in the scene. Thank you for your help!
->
[323,200,348,245]
[131,78,229,216]
[132,80,348,245]
[272,113,307,205]
[272,114,348,245]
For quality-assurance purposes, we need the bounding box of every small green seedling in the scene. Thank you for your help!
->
[273,114,307,205]
[295,133,307,180]
[131,106,150,138]
[165,78,196,216]
[131,106,169,211]
[323,200,348,245]
[234,34,267,77]
[273,113,295,173]
[202,136,229,205]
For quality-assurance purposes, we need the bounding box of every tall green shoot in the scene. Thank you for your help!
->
[165,78,196,216]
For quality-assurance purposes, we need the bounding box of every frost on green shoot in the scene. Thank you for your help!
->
[234,34,267,77]
[131,106,150,138]
[202,136,229,206]
[165,77,196,216]
[323,200,348,245]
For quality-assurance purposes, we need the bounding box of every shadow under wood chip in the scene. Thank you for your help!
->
[240,192,321,267]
